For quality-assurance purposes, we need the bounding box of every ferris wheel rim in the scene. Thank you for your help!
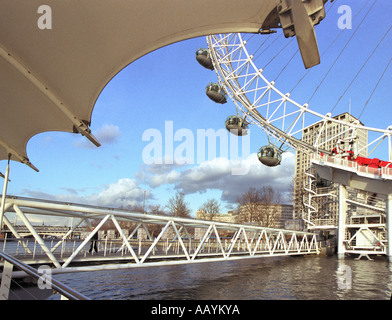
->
[206,32,392,157]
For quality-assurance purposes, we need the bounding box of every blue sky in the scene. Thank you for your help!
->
[4,0,392,220]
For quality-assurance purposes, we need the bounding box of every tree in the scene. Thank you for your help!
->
[236,187,262,224]
[292,173,306,220]
[236,186,282,227]
[166,192,191,218]
[198,198,221,220]
[148,204,167,216]
[142,205,166,238]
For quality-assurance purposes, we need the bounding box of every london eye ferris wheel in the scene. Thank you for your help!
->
[196,0,392,168]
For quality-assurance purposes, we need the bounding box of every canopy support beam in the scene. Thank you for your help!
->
[0,138,38,172]
[0,46,101,149]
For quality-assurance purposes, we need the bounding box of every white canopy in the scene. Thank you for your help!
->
[0,0,322,171]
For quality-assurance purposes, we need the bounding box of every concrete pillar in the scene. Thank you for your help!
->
[0,260,13,300]
[337,184,348,259]
[386,194,392,262]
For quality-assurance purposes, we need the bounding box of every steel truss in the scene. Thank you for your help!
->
[0,196,319,275]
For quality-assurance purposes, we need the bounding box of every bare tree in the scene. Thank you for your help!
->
[237,186,281,227]
[198,198,221,220]
[166,192,191,218]
[148,204,167,216]
[236,187,262,224]
[292,174,306,220]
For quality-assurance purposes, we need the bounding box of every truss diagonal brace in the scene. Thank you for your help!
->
[13,204,61,268]
[111,215,140,264]
[62,214,110,268]
[192,225,213,261]
[171,221,190,261]
[0,205,33,254]
[140,221,171,264]
[51,218,86,253]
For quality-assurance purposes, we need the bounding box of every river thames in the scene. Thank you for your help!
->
[52,254,392,300]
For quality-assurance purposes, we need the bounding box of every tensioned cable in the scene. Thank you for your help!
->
[244,33,273,63]
[290,0,372,94]
[252,0,339,89]
[253,33,282,62]
[331,23,392,113]
[263,2,337,86]
[264,37,296,69]
[307,0,378,104]
[275,48,300,82]
[357,54,392,120]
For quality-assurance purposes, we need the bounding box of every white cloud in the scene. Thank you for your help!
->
[23,178,148,209]
[92,178,146,208]
[73,124,121,148]
[137,152,295,204]
[95,124,121,145]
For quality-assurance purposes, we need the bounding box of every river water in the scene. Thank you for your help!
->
[52,255,392,300]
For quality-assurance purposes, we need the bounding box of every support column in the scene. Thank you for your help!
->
[337,184,348,259]
[0,155,11,234]
[0,260,13,300]
[386,194,392,262]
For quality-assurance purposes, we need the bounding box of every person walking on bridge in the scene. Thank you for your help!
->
[89,227,99,254]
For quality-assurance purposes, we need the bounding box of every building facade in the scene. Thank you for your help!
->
[195,203,293,235]
[294,112,368,227]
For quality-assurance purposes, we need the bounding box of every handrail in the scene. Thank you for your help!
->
[311,153,392,180]
[0,252,89,300]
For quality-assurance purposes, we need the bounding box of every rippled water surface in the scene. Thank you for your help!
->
[54,255,392,300]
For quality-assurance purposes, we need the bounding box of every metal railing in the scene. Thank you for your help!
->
[311,153,392,180]
[0,251,89,300]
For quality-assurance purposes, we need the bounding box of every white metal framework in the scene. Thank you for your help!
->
[205,29,392,260]
[303,169,337,230]
[206,33,392,160]
[311,154,392,260]
[0,196,319,275]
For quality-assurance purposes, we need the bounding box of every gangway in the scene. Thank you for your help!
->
[0,196,319,277]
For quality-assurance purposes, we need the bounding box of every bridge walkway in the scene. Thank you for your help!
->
[0,196,319,275]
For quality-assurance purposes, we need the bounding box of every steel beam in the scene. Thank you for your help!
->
[62,215,110,268]
[111,215,139,264]
[13,204,61,268]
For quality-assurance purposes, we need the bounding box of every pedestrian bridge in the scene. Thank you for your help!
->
[0,196,318,277]
[4,225,85,239]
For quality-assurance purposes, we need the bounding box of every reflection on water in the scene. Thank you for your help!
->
[54,255,392,300]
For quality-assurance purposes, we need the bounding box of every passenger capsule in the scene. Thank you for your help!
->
[195,48,214,70]
[225,115,248,136]
[205,83,227,104]
[257,145,282,167]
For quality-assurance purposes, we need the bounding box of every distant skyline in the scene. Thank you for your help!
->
[3,0,392,223]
